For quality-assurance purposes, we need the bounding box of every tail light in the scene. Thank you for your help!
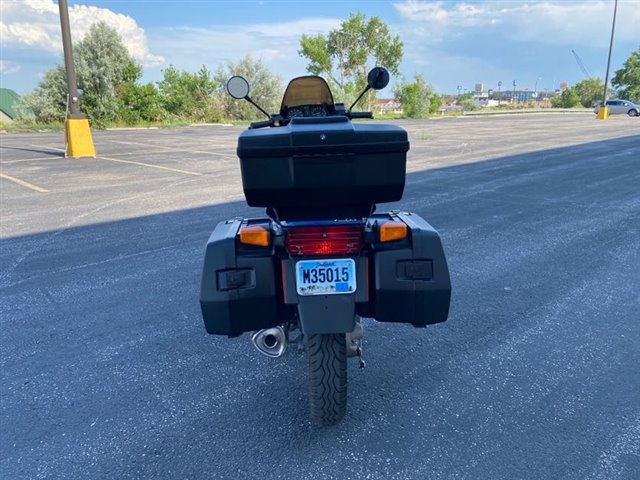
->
[286,225,362,256]
[239,225,270,247]
[379,221,408,242]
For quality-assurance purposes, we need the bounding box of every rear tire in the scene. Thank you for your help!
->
[307,333,347,426]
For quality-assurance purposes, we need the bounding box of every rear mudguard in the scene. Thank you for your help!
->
[280,257,369,335]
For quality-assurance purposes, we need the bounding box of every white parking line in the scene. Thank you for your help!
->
[108,149,233,158]
[0,156,64,164]
[29,144,66,153]
[0,173,49,193]
[98,156,202,176]
[109,139,234,155]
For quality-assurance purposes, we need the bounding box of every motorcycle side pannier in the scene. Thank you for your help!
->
[370,212,451,327]
[199,218,281,337]
[236,116,409,217]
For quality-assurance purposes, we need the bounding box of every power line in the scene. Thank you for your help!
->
[571,50,592,78]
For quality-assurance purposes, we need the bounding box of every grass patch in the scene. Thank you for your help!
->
[374,112,406,121]
[0,118,234,133]
[1,120,65,133]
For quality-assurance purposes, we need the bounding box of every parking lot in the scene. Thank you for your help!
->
[0,114,636,233]
[1,114,637,238]
[1,113,639,479]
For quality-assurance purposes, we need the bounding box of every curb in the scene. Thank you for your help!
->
[105,126,160,131]
[462,109,593,116]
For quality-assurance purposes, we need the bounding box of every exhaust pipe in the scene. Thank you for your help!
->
[251,326,287,358]
[346,322,364,357]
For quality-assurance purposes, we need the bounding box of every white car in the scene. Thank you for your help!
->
[594,99,640,116]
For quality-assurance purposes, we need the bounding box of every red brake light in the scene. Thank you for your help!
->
[286,226,362,256]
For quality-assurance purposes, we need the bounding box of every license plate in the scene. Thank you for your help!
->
[295,259,356,296]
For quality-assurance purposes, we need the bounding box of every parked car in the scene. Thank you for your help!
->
[594,99,640,116]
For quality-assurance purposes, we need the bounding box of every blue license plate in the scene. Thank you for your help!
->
[295,259,356,296]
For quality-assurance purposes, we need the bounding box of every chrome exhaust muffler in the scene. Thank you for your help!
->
[346,322,364,357]
[251,326,287,358]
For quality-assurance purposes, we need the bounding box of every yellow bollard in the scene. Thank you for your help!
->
[65,117,96,157]
[596,106,609,120]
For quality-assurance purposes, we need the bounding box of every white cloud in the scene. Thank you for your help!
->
[395,1,491,27]
[147,17,340,79]
[152,17,340,53]
[0,60,21,75]
[0,0,164,66]
[254,49,287,62]
[391,0,640,91]
[393,0,640,47]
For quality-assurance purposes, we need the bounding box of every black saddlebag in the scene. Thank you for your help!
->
[199,218,280,337]
[236,116,408,218]
[370,212,451,327]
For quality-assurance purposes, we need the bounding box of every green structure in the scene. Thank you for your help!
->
[0,88,20,123]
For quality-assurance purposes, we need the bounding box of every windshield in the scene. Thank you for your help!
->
[280,76,334,111]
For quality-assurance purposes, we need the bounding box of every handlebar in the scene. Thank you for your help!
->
[249,119,275,129]
[249,112,372,129]
[349,112,374,119]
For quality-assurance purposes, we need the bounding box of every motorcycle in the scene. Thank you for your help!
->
[199,67,451,425]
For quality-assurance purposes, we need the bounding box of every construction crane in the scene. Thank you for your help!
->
[571,50,592,78]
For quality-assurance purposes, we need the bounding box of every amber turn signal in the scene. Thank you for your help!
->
[379,221,408,242]
[239,225,270,247]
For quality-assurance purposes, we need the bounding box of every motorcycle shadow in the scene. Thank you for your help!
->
[215,321,447,435]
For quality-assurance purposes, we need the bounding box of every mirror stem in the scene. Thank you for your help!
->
[348,86,371,112]
[246,96,272,120]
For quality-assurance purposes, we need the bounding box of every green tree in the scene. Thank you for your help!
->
[573,78,604,107]
[158,65,221,122]
[429,94,443,114]
[116,82,163,123]
[18,22,141,126]
[457,93,479,111]
[551,87,580,108]
[74,22,142,126]
[18,66,67,122]
[214,55,282,121]
[611,49,640,103]
[298,13,403,107]
[393,74,438,118]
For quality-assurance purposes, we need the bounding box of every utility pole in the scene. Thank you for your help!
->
[59,0,80,116]
[58,0,95,156]
[597,0,618,120]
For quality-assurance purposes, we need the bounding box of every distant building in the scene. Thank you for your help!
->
[375,98,403,114]
[441,105,464,113]
[0,88,21,123]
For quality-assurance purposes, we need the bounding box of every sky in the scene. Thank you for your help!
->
[1,0,639,96]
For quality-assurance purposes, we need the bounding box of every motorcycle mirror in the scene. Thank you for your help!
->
[348,67,390,111]
[227,75,272,120]
[367,67,390,90]
[227,76,250,99]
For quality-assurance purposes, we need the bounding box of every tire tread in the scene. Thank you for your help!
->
[308,333,347,426]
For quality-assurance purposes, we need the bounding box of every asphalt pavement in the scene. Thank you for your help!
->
[1,114,639,479]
